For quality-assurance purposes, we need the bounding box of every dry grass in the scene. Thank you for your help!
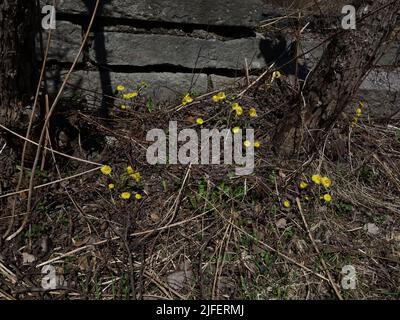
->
[0,1,399,300]
[0,69,399,300]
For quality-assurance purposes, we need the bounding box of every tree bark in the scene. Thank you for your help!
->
[0,0,37,130]
[273,0,400,155]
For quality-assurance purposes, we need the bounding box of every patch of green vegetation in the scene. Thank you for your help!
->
[335,200,353,215]
[268,170,277,186]
[359,165,375,184]
[187,179,246,210]
[395,129,400,143]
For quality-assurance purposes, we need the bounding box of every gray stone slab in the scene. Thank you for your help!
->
[89,33,266,70]
[299,35,399,69]
[36,21,82,62]
[46,70,208,103]
[48,0,264,27]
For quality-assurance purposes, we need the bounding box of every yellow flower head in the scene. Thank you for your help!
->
[249,108,257,118]
[273,71,282,79]
[123,91,138,99]
[234,105,243,116]
[100,165,112,175]
[116,85,125,92]
[108,183,115,190]
[243,140,252,148]
[196,118,204,125]
[311,174,322,185]
[131,172,141,183]
[135,193,143,200]
[356,108,362,116]
[283,200,291,208]
[120,105,128,110]
[127,166,135,175]
[299,181,308,189]
[254,140,261,148]
[120,192,131,200]
[322,194,332,203]
[212,92,226,103]
[182,93,193,106]
[321,176,332,188]
[232,127,241,134]
[212,95,219,103]
[217,91,226,100]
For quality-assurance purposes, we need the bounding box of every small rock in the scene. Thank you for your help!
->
[276,218,287,229]
[364,223,379,235]
[22,252,36,265]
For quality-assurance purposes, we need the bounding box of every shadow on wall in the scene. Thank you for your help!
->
[84,0,113,118]
[259,35,309,79]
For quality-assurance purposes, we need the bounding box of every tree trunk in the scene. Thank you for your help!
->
[273,0,400,155]
[0,0,37,130]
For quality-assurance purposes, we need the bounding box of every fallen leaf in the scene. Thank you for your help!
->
[167,270,193,291]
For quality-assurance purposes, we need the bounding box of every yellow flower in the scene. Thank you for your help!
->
[321,176,332,188]
[299,181,308,189]
[120,105,128,110]
[212,92,226,103]
[100,165,112,175]
[273,71,282,79]
[120,192,131,200]
[311,174,322,185]
[235,106,243,116]
[127,166,135,175]
[196,118,204,125]
[217,92,226,101]
[123,91,138,99]
[254,140,261,148]
[135,193,143,200]
[116,85,125,92]
[249,108,257,118]
[323,194,332,202]
[131,172,141,183]
[232,102,240,110]
[243,140,252,148]
[232,127,241,134]
[283,200,291,208]
[108,183,115,190]
[182,93,193,106]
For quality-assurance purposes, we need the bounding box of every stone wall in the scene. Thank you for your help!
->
[41,0,399,114]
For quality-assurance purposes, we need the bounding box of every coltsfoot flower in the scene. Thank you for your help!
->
[312,174,322,185]
[299,181,308,189]
[121,192,131,200]
[123,92,138,99]
[182,93,193,106]
[283,200,291,208]
[100,165,112,175]
[249,108,257,118]
[321,176,332,188]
